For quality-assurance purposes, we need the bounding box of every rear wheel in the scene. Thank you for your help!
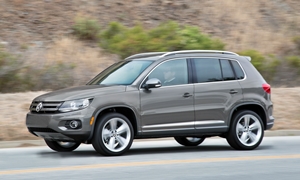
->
[226,110,264,150]
[174,137,205,146]
[92,113,133,156]
[44,140,81,152]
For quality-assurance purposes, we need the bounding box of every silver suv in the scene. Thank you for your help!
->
[26,50,274,156]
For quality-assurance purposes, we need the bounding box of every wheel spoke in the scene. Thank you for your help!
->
[109,119,117,131]
[237,123,244,132]
[244,116,250,129]
[249,122,259,131]
[108,137,115,149]
[248,132,257,142]
[103,128,111,139]
[116,136,126,146]
[117,124,128,135]
[240,132,248,143]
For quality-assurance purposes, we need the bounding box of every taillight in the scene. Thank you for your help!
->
[262,83,271,94]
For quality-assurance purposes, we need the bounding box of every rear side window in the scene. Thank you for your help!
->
[231,61,245,79]
[193,58,222,83]
[220,59,235,81]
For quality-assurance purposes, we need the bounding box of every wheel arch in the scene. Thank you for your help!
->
[88,105,138,142]
[229,103,267,130]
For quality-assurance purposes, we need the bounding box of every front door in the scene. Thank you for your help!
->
[140,59,195,133]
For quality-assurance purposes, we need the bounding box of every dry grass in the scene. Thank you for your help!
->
[0,87,299,141]
[202,0,298,54]
[272,88,300,130]
[24,37,120,87]
[0,91,47,141]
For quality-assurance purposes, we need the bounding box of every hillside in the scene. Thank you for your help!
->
[1,0,300,53]
[1,0,300,88]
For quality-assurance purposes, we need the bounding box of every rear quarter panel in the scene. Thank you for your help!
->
[236,57,274,127]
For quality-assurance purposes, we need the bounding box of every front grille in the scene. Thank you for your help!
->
[30,101,62,114]
[28,127,57,133]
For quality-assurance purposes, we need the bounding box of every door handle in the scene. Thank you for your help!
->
[183,93,192,98]
[229,89,238,94]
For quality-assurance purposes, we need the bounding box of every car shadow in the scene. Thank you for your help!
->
[37,144,273,158]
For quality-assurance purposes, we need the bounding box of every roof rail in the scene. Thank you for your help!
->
[125,50,239,60]
[160,50,239,57]
[125,52,166,60]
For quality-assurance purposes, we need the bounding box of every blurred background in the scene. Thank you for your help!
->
[0,0,300,141]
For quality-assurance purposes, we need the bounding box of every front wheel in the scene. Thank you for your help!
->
[226,110,264,150]
[92,113,134,156]
[174,137,205,146]
[44,140,81,152]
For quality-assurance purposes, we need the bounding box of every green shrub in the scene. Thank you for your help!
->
[32,62,75,90]
[98,21,225,58]
[0,46,78,92]
[239,50,280,82]
[292,36,300,52]
[239,50,265,72]
[73,17,101,40]
[99,21,126,49]
[177,25,225,50]
[286,56,300,67]
[286,56,300,74]
[0,46,26,92]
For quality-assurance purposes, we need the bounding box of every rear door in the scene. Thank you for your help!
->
[192,58,243,130]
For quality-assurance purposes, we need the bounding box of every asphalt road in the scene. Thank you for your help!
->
[0,136,299,180]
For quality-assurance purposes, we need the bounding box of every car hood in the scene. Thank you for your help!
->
[33,85,126,101]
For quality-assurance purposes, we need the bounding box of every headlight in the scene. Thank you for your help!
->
[59,98,93,112]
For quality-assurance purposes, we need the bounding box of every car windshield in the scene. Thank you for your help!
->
[87,60,153,85]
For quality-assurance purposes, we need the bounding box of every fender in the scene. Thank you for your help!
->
[228,101,267,127]
[86,104,140,142]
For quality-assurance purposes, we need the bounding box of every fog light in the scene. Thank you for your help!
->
[70,120,78,128]
[69,120,80,129]
[64,120,82,129]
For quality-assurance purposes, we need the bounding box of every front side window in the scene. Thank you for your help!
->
[147,59,188,86]
[88,60,153,85]
[193,58,222,83]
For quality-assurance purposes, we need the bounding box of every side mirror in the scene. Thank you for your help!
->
[142,78,162,90]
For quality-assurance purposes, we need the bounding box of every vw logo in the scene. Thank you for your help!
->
[36,102,43,112]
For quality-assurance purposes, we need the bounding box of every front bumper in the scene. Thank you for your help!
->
[26,109,93,142]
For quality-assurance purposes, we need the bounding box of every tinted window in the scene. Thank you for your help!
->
[193,58,222,83]
[147,59,188,86]
[220,59,235,81]
[231,61,245,79]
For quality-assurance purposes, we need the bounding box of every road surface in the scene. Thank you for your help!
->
[0,136,299,180]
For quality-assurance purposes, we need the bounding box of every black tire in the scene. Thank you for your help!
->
[92,113,134,156]
[174,137,205,146]
[226,110,264,150]
[44,140,81,152]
